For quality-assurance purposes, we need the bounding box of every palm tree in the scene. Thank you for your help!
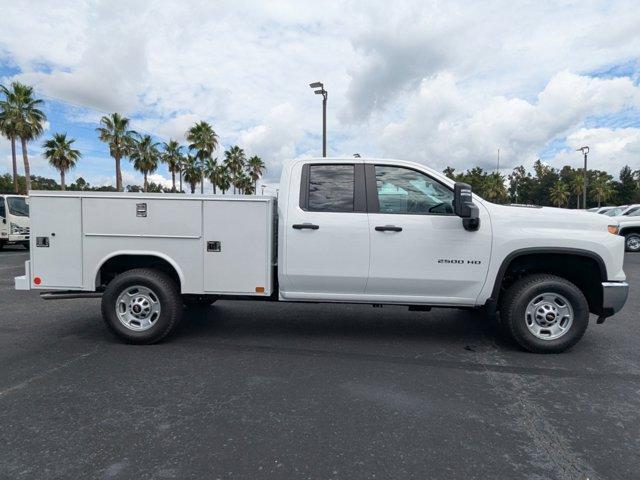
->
[96,113,136,192]
[593,174,613,207]
[130,134,160,192]
[218,168,232,194]
[0,82,46,193]
[223,145,246,194]
[247,155,266,194]
[549,180,569,208]
[0,87,20,193]
[42,133,81,190]
[181,155,203,194]
[186,121,218,194]
[483,173,507,203]
[571,174,584,209]
[204,157,227,194]
[235,172,254,194]
[161,139,183,192]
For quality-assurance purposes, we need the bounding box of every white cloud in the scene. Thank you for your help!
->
[380,72,640,172]
[1,0,639,183]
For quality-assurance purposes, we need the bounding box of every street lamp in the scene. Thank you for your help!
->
[309,82,327,157]
[576,146,589,209]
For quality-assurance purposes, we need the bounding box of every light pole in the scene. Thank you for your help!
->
[576,146,589,209]
[309,82,327,157]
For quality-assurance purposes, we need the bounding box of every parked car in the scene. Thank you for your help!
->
[619,204,640,217]
[15,157,628,353]
[0,194,30,250]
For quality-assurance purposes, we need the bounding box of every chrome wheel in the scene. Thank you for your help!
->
[627,235,640,252]
[524,292,573,340]
[115,285,161,331]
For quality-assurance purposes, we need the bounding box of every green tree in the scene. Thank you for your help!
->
[246,155,266,194]
[204,157,227,194]
[0,82,46,193]
[483,172,507,203]
[0,86,20,193]
[223,145,246,194]
[570,172,585,209]
[96,113,136,192]
[549,180,570,207]
[42,133,81,190]
[130,135,160,192]
[592,173,614,207]
[161,139,183,192]
[615,165,638,205]
[186,121,218,194]
[181,155,202,194]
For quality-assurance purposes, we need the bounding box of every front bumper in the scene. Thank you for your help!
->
[600,281,629,318]
[7,234,29,243]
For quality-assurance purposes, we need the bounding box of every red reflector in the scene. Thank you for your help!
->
[34,276,41,285]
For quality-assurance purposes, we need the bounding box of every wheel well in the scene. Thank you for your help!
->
[620,226,640,236]
[97,255,181,291]
[495,253,604,314]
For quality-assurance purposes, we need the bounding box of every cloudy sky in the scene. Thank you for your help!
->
[1,0,639,190]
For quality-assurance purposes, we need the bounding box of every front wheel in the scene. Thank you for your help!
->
[625,233,640,252]
[500,274,589,353]
[101,268,183,344]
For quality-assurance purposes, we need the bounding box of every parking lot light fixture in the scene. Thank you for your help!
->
[309,81,328,157]
[576,146,589,209]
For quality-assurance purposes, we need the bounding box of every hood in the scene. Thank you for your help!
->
[486,203,615,231]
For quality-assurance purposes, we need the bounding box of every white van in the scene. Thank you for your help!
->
[0,194,30,250]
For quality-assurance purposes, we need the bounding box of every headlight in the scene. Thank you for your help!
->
[10,223,27,235]
[608,225,619,235]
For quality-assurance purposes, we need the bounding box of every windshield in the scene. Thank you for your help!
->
[604,208,622,217]
[7,197,29,217]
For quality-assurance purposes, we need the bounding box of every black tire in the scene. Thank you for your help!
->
[101,268,183,344]
[500,274,589,353]
[625,233,640,252]
[22,242,30,250]
[0,241,4,250]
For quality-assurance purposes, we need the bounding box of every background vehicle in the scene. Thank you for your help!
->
[14,158,628,353]
[588,206,622,215]
[617,216,640,252]
[0,194,30,250]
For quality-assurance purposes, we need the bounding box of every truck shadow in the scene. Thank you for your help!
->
[175,300,516,352]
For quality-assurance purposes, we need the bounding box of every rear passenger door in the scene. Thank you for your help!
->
[282,162,370,299]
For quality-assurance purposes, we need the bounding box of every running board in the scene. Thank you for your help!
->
[40,291,103,300]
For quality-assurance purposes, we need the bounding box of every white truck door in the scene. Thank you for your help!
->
[281,162,370,299]
[365,164,491,305]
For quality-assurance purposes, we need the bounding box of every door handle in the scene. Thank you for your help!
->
[375,225,402,232]
[292,223,319,230]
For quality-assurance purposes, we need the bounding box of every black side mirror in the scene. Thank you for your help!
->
[1,218,5,224]
[453,182,480,231]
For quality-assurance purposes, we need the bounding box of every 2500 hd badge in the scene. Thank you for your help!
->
[438,259,482,265]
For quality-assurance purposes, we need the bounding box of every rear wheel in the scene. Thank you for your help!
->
[500,274,589,353]
[625,233,640,252]
[101,268,183,344]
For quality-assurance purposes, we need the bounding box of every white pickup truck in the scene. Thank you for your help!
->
[14,157,628,353]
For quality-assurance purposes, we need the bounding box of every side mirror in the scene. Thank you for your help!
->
[1,218,5,224]
[453,182,480,231]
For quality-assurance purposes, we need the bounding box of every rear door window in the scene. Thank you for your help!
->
[306,165,355,212]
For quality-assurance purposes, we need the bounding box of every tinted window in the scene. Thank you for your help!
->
[0,199,5,218]
[375,165,454,215]
[626,207,640,217]
[307,165,354,212]
[7,197,29,216]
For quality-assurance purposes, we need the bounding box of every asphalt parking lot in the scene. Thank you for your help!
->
[1,247,638,480]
